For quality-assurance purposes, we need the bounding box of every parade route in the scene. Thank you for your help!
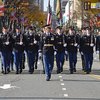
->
[0,53,100,100]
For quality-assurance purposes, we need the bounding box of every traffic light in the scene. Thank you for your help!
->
[84,2,91,10]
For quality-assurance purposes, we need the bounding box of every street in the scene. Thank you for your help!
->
[0,53,100,100]
[0,0,99,99]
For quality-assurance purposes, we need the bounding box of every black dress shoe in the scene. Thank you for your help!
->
[16,70,19,74]
[29,72,33,74]
[16,72,19,74]
[32,68,34,73]
[1,70,4,73]
[86,71,90,74]
[89,68,91,72]
[46,77,50,81]
[70,71,73,74]
[49,74,51,79]
[73,68,76,72]
[19,69,22,74]
[22,65,25,69]
[35,65,37,69]
[3,71,7,74]
[57,70,61,74]
[7,68,10,73]
[61,67,63,72]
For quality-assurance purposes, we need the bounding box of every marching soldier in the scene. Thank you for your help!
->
[34,29,40,70]
[65,27,79,74]
[55,26,65,74]
[80,27,95,74]
[0,32,3,73]
[96,31,100,60]
[25,27,40,74]
[13,26,25,74]
[39,25,55,81]
[39,26,46,74]
[1,26,13,74]
[79,28,86,71]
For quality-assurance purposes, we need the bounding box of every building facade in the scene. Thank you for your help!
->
[30,0,44,11]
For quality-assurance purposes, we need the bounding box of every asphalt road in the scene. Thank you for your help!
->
[0,52,100,100]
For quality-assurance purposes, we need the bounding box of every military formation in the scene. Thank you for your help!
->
[0,24,100,81]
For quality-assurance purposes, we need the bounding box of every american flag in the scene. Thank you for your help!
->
[56,0,62,26]
[47,0,52,25]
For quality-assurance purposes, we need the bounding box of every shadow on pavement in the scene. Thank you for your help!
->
[0,69,100,75]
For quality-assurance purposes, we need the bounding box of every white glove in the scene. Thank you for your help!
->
[54,51,57,56]
[96,51,99,54]
[81,52,83,55]
[34,40,37,44]
[65,51,68,55]
[90,43,94,47]
[63,43,67,47]
[19,42,23,45]
[12,51,15,55]
[74,43,78,47]
[5,42,9,45]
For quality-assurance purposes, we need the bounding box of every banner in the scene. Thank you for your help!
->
[56,0,62,25]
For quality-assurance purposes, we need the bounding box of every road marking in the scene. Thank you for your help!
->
[60,79,63,82]
[0,84,19,90]
[61,83,64,86]
[62,88,66,91]
[89,74,100,80]
[59,76,62,78]
[58,74,68,98]
[64,94,68,97]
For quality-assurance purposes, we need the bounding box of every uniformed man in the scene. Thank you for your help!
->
[1,26,13,74]
[55,26,65,74]
[79,28,86,71]
[0,32,3,73]
[13,26,25,74]
[33,27,40,70]
[25,27,40,74]
[65,27,79,74]
[96,31,100,61]
[39,26,46,74]
[39,25,55,81]
[80,27,95,74]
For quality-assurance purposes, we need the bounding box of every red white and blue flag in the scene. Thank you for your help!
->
[47,0,52,25]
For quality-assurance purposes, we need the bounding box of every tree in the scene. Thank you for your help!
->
[4,0,46,28]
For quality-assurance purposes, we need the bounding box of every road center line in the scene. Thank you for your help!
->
[64,94,68,97]
[61,83,64,86]
[60,79,63,81]
[62,88,66,91]
[59,76,62,78]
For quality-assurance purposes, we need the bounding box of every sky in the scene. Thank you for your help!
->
[44,0,54,11]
